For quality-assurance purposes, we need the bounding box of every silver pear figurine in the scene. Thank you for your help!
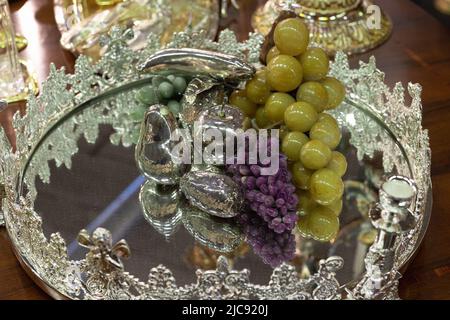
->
[135,104,189,184]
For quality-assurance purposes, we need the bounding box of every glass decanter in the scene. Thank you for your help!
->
[0,0,25,101]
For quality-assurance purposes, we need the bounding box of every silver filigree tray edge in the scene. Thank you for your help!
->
[0,27,432,300]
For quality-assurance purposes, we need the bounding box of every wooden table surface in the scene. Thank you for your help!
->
[1,0,450,299]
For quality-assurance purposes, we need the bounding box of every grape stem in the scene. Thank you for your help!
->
[250,119,283,130]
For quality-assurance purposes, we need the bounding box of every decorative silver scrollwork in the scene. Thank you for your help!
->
[74,231,345,300]
[0,26,431,300]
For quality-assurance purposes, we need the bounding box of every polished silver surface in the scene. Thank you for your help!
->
[180,170,244,218]
[135,104,189,184]
[179,78,226,129]
[350,175,418,300]
[181,203,244,253]
[140,48,255,84]
[0,27,431,300]
[194,104,246,164]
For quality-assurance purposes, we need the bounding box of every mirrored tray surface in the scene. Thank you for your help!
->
[20,79,415,292]
[0,30,431,298]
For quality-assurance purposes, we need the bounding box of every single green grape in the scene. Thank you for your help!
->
[310,168,344,205]
[292,161,314,190]
[158,81,175,99]
[326,151,347,177]
[308,206,339,241]
[136,86,158,105]
[324,198,343,216]
[284,101,318,132]
[152,75,166,88]
[317,113,339,127]
[266,55,303,92]
[298,47,330,81]
[172,76,187,95]
[320,77,346,110]
[230,90,258,117]
[310,119,341,149]
[296,81,328,113]
[297,215,311,237]
[297,190,318,216]
[167,75,176,83]
[266,46,280,63]
[279,125,289,140]
[242,117,252,130]
[274,18,309,56]
[255,107,271,128]
[264,92,295,123]
[167,100,181,115]
[246,69,271,104]
[300,139,332,170]
[282,132,309,161]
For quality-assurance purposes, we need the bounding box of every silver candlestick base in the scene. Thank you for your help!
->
[348,175,417,300]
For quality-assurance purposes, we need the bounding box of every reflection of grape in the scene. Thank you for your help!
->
[292,161,313,190]
[325,198,343,216]
[296,190,317,216]
[227,138,298,234]
[297,214,311,237]
[307,206,339,241]
[237,212,296,268]
[227,138,298,267]
[310,168,344,205]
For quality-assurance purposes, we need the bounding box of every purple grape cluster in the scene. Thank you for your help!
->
[227,141,298,233]
[237,212,296,267]
[226,137,298,267]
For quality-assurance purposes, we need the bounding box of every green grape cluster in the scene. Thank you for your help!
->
[135,75,188,119]
[230,17,347,242]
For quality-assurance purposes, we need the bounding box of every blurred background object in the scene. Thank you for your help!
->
[252,0,392,55]
[53,0,220,59]
[0,32,27,51]
[1,1,38,105]
[435,0,450,15]
[412,0,450,27]
[0,0,26,102]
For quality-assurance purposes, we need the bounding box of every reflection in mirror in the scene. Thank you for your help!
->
[139,180,182,239]
[181,203,244,253]
[23,84,412,288]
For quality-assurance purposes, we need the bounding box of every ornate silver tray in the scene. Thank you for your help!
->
[0,28,431,300]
